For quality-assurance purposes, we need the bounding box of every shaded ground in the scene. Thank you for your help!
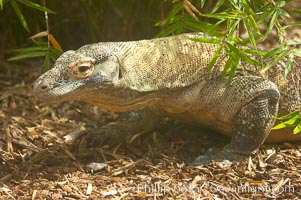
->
[0,62,301,200]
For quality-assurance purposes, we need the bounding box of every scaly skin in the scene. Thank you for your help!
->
[33,33,301,165]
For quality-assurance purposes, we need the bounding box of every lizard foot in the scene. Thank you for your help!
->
[86,125,130,147]
[190,148,249,166]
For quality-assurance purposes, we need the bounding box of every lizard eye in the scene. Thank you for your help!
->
[66,61,94,80]
[78,64,91,73]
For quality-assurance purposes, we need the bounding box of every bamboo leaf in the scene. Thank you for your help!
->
[272,122,287,130]
[228,0,240,9]
[228,52,239,81]
[200,0,206,8]
[208,45,223,72]
[8,51,47,61]
[49,34,63,51]
[282,21,301,28]
[248,15,261,35]
[10,0,30,32]
[272,115,300,130]
[226,42,261,66]
[49,46,62,60]
[16,0,55,13]
[201,11,242,20]
[227,19,240,37]
[222,58,233,79]
[190,37,222,44]
[278,8,290,18]
[276,1,286,7]
[264,11,278,38]
[183,0,200,20]
[264,44,286,58]
[290,117,301,126]
[202,19,225,37]
[257,9,273,23]
[261,49,290,73]
[32,40,48,46]
[12,46,48,53]
[183,14,223,36]
[275,110,300,120]
[287,39,301,46]
[292,49,301,57]
[243,18,256,48]
[293,124,301,134]
[155,22,182,38]
[167,1,183,18]
[43,54,51,71]
[29,31,48,39]
[210,0,225,14]
[289,9,301,14]
[241,0,254,14]
[285,54,294,78]
[222,49,234,79]
[242,49,266,56]
[155,1,183,26]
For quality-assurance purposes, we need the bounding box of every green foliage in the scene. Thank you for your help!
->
[0,0,3,10]
[156,0,301,134]
[1,0,60,70]
[156,0,301,79]
[3,0,54,32]
[272,110,301,134]
[3,0,158,70]
[8,37,62,70]
[8,40,62,71]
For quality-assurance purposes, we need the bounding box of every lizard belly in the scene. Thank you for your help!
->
[166,111,234,137]
[158,81,238,137]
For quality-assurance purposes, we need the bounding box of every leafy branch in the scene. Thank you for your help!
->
[156,0,301,79]
[272,110,301,134]
[1,0,55,32]
[1,0,63,70]
[156,0,301,134]
[8,32,62,70]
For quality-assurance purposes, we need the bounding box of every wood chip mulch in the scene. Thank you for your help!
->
[0,64,300,200]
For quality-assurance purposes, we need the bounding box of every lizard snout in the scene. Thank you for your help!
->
[33,78,50,95]
[39,84,48,91]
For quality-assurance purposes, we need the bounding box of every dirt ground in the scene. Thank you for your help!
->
[0,61,300,200]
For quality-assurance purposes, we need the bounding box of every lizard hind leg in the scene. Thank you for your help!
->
[191,87,280,165]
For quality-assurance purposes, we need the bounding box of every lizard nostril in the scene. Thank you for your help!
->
[40,85,48,91]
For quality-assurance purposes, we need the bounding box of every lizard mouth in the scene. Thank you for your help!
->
[83,95,161,112]
[34,82,85,103]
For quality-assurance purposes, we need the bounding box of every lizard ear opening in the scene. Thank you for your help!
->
[118,67,123,79]
[94,52,112,65]
[117,57,123,80]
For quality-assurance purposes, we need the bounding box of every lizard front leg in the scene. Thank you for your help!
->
[191,77,280,165]
[87,108,161,146]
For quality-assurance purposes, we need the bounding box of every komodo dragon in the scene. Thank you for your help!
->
[33,32,301,165]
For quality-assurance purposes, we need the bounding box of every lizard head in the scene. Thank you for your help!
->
[33,48,121,102]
